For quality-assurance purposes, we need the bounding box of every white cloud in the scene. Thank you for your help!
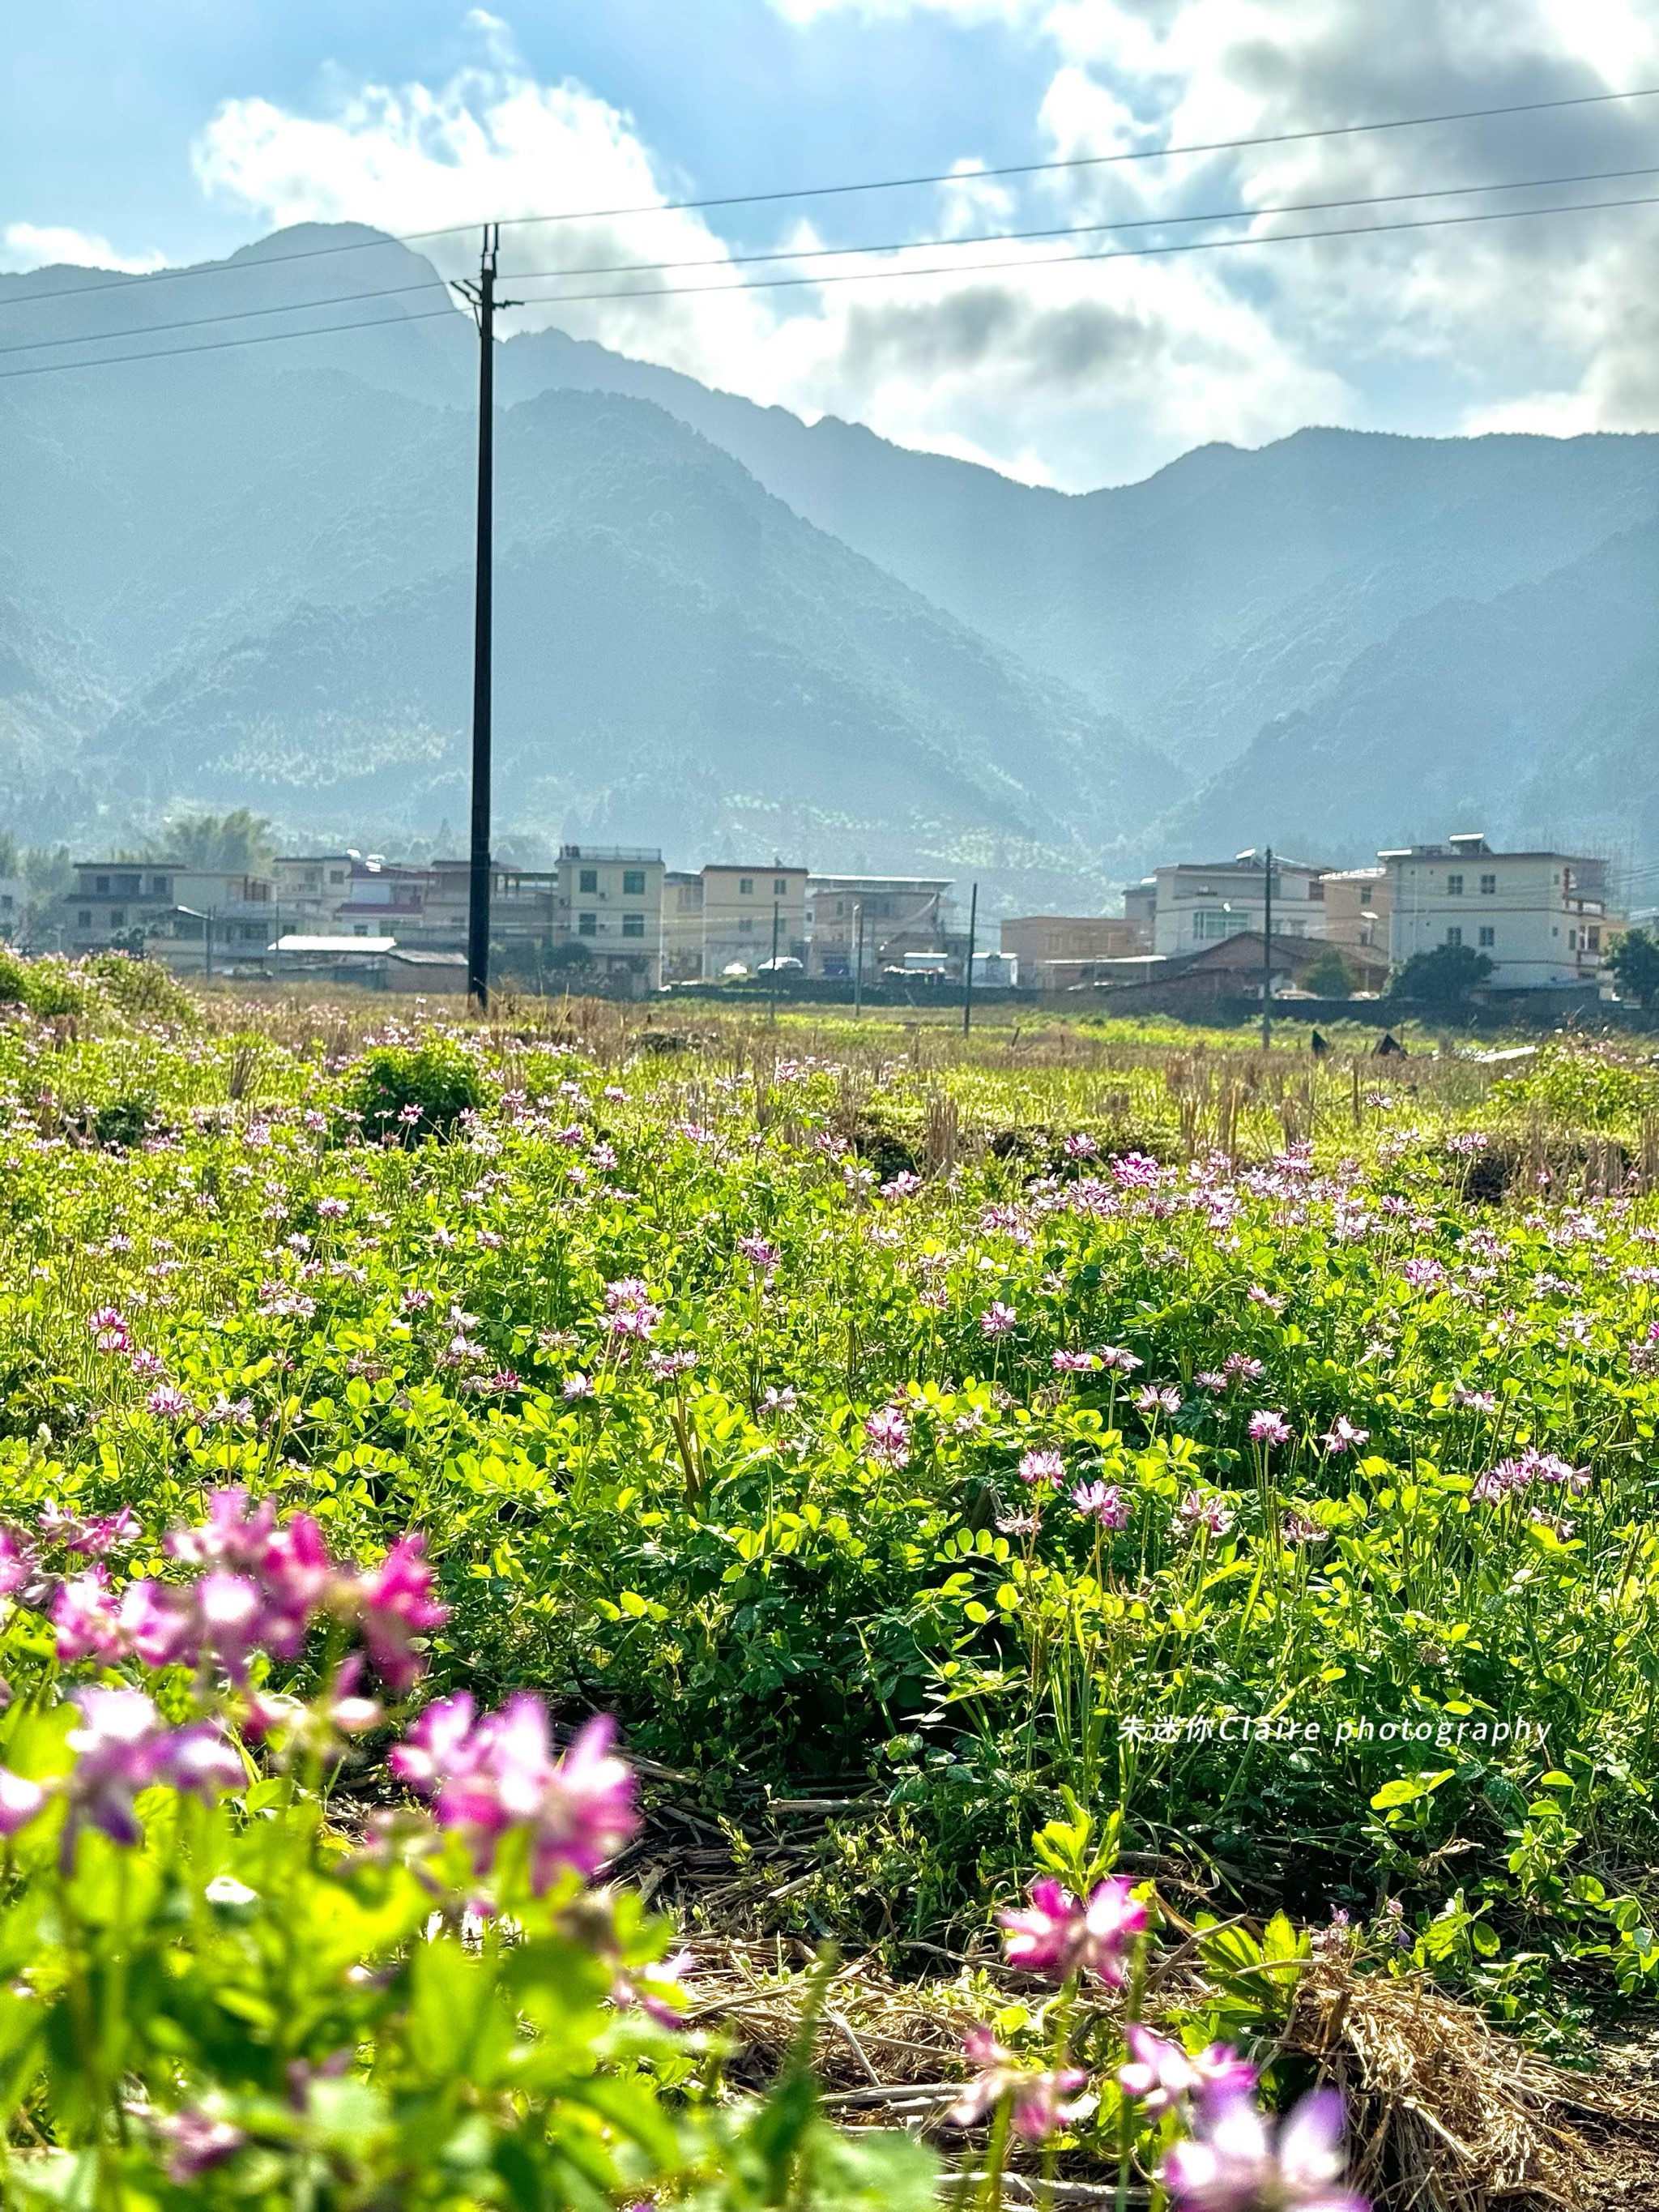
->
[0,223,165,275]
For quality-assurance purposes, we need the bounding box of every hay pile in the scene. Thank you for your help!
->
[676,1937,1659,2210]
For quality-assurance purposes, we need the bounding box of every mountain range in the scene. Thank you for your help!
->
[2,220,1657,907]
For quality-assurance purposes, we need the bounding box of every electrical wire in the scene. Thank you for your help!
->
[6,160,1659,364]
[2,182,1657,384]
[2,78,1658,315]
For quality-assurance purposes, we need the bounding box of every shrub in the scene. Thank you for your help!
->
[87,947,197,1023]
[343,1037,486,1142]
[1388,943,1493,1006]
[1610,925,1659,1010]
[1299,945,1355,997]
[91,1095,157,1149]
[0,950,88,1019]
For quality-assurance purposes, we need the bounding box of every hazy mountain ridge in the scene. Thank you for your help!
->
[4,220,1659,890]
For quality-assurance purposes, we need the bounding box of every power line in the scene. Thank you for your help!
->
[3,184,1659,386]
[6,160,1659,365]
[2,78,1658,316]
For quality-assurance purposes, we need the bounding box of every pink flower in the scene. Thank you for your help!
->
[999,1874,1147,1985]
[1247,1410,1292,1447]
[736,1235,779,1273]
[864,1404,911,1468]
[562,1373,594,1400]
[393,1697,638,1893]
[1178,1492,1235,1538]
[879,1172,922,1200]
[947,2027,1092,2141]
[347,1535,448,1693]
[979,1302,1017,1338]
[316,1196,350,1220]
[1320,1417,1369,1455]
[87,1306,130,1353]
[0,1767,48,1836]
[146,1383,194,1421]
[1194,1372,1226,1392]
[1052,1350,1099,1373]
[604,1277,652,1311]
[1136,1385,1183,1417]
[1160,2086,1364,2212]
[1222,1355,1264,1385]
[1063,1133,1098,1159]
[1018,1448,1065,1488]
[53,1567,126,1664]
[1071,1480,1129,1529]
[1119,2027,1259,2119]
[1096,1346,1144,1374]
[0,1528,36,1597]
[1111,1151,1165,1188]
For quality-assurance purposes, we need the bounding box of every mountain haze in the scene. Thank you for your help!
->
[2,221,1658,895]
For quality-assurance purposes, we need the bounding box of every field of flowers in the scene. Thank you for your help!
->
[1,963,1657,2206]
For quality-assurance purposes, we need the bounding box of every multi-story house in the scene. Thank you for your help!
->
[1380,833,1617,990]
[1149,852,1332,956]
[660,872,706,982]
[1318,868,1392,956]
[553,845,663,991]
[805,875,952,979]
[62,862,275,971]
[700,863,808,976]
[1000,914,1147,989]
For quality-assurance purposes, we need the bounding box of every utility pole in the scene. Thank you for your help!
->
[962,882,979,1038]
[853,903,864,1018]
[769,899,780,1023]
[1261,846,1273,1052]
[452,228,519,1014]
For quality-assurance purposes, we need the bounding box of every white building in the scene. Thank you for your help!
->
[1150,852,1331,957]
[700,863,808,976]
[1379,834,1614,990]
[553,845,663,991]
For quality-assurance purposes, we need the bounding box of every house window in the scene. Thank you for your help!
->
[353,925,369,938]
[773,877,787,896]
[1445,925,1463,946]
[622,912,644,938]
[1480,873,1496,895]
[738,917,753,936]
[1589,927,1601,951]
[623,869,646,896]
[95,875,110,895]
[578,912,598,937]
[579,869,599,895]
[329,869,346,886]
[1194,909,1242,941]
[1478,926,1495,948]
[78,910,92,928]
[110,909,125,928]
[740,878,753,895]
[150,875,168,895]
[1446,873,1464,896]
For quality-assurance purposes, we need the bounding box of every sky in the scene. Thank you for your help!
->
[4,0,1659,488]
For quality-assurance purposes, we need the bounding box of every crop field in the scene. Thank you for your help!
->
[2,955,1659,2207]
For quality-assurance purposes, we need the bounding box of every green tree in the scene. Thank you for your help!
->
[1388,942,1495,1006]
[1610,926,1659,1010]
[134,809,275,872]
[1300,944,1356,997]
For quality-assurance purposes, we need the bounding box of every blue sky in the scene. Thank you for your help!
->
[5,0,1659,487]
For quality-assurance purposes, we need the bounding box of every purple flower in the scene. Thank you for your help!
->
[1018,1448,1065,1488]
[87,1306,130,1353]
[562,1373,594,1400]
[1111,1151,1165,1188]
[0,1528,36,1598]
[864,1404,911,1468]
[1194,1372,1226,1393]
[63,1689,239,1855]
[1063,1133,1098,1159]
[604,1277,652,1311]
[879,1171,922,1200]
[146,1383,194,1421]
[1282,1513,1328,1546]
[1222,1355,1264,1385]
[1247,1410,1292,1448]
[1071,1480,1130,1529]
[1096,1346,1144,1374]
[736,1235,779,1274]
[316,1196,350,1220]
[998,1874,1147,1986]
[1136,1385,1183,1417]
[1401,1256,1447,1292]
[1160,2086,1365,2212]
[155,2109,246,2183]
[979,1302,1017,1338]
[1052,1350,1099,1373]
